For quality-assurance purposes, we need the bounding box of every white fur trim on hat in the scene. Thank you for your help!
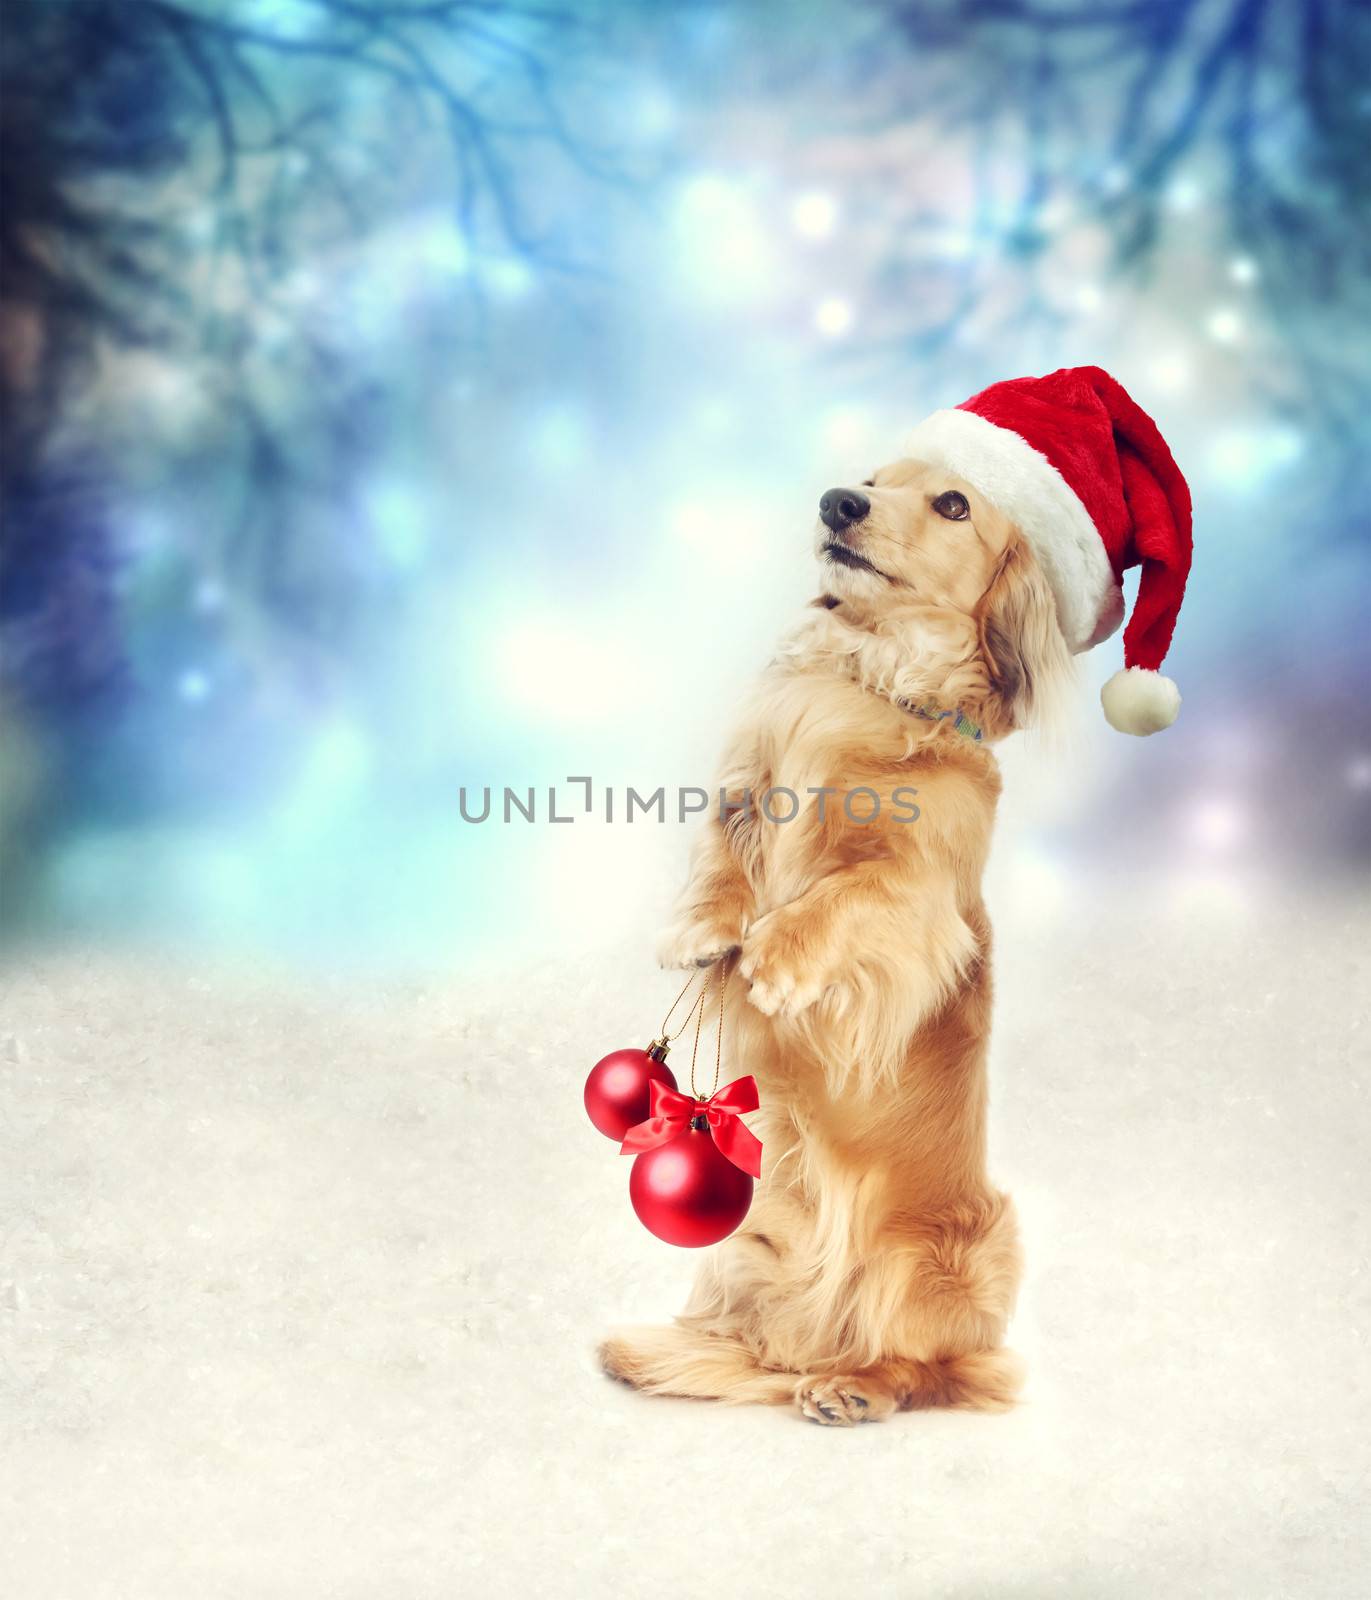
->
[903,408,1120,653]
[1101,667,1181,736]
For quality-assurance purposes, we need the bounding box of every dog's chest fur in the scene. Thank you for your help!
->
[722,668,931,914]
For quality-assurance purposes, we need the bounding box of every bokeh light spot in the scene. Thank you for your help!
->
[672,176,774,301]
[792,192,838,239]
[815,297,853,337]
[1206,307,1243,343]
[1188,797,1247,851]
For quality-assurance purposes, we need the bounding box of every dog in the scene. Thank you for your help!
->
[597,453,1076,1425]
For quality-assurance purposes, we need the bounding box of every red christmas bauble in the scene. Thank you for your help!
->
[628,1126,754,1248]
[584,1049,678,1141]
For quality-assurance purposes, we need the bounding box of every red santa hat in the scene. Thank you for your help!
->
[904,365,1192,734]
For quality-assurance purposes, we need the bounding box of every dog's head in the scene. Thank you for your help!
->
[813,458,1072,734]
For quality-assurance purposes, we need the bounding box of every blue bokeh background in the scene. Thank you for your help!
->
[3,0,1367,972]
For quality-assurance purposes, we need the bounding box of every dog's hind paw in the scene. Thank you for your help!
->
[598,1333,649,1388]
[796,1375,897,1426]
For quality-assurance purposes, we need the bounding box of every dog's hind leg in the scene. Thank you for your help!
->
[599,1223,796,1404]
[598,1323,797,1405]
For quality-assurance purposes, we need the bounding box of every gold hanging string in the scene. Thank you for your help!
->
[672,986,710,1043]
[712,952,733,1098]
[688,955,731,1102]
[644,967,711,1062]
[686,964,711,1100]
[658,968,708,1043]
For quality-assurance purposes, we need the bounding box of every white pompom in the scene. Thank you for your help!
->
[1101,667,1180,735]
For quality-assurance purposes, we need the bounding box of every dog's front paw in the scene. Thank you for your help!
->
[796,1374,897,1426]
[657,914,743,971]
[739,912,825,1017]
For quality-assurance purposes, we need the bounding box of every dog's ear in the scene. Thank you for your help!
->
[976,533,1073,733]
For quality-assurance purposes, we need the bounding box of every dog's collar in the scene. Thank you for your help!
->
[812,597,984,741]
[902,702,983,742]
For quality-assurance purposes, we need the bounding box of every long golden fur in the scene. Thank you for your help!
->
[599,457,1074,1424]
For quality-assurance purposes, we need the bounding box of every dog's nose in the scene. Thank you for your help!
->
[819,487,871,533]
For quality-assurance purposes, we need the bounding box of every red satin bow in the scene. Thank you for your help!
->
[619,1075,764,1179]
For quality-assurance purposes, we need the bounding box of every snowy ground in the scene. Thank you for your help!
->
[4,887,1369,1598]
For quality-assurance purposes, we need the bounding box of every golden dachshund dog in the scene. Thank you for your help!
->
[598,456,1075,1425]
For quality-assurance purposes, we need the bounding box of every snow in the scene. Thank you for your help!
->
[3,888,1368,1597]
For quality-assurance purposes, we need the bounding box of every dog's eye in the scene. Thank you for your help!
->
[932,491,970,521]
[861,478,875,488]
